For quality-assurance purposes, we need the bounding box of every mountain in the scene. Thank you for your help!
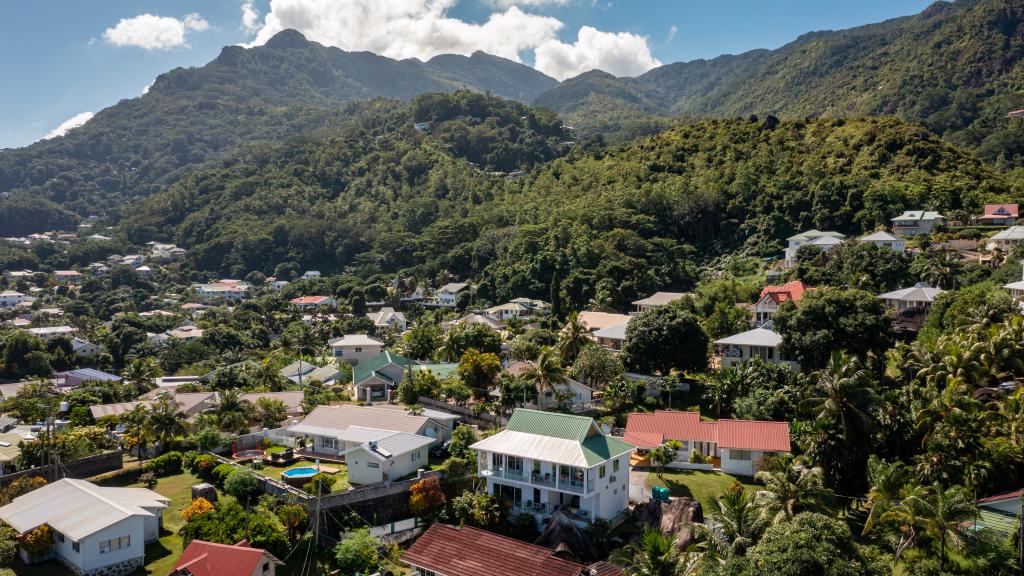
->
[0,30,556,232]
[536,0,1024,163]
[121,94,1010,308]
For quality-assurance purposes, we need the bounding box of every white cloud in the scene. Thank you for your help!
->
[534,26,660,80]
[142,81,155,95]
[103,13,208,50]
[242,0,659,80]
[183,13,209,32]
[485,0,570,6]
[43,112,94,140]
[666,24,677,43]
[241,0,261,34]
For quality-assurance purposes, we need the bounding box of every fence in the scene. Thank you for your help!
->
[0,451,123,488]
[342,518,423,545]
[234,428,296,451]
[417,396,497,427]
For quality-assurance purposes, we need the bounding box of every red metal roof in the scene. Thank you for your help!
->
[290,295,332,305]
[588,561,625,576]
[624,411,790,452]
[402,524,585,576]
[717,419,791,452]
[759,280,810,304]
[977,488,1024,504]
[981,203,1019,218]
[173,539,273,576]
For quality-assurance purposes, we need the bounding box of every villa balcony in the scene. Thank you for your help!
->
[482,467,594,495]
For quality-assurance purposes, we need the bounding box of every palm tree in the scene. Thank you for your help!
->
[526,347,567,401]
[121,358,157,397]
[880,482,976,570]
[246,360,286,392]
[147,396,185,452]
[753,458,832,525]
[692,482,761,562]
[216,389,252,433]
[648,441,680,479]
[800,350,876,443]
[122,403,150,460]
[861,456,907,536]
[557,312,590,365]
[611,527,700,576]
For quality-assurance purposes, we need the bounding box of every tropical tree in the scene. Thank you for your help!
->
[648,441,680,479]
[253,397,287,428]
[610,527,700,576]
[122,403,150,459]
[692,482,762,562]
[861,456,908,536]
[525,347,567,400]
[121,358,158,397]
[880,482,976,570]
[557,312,591,365]
[753,458,832,525]
[216,389,252,433]
[146,395,185,451]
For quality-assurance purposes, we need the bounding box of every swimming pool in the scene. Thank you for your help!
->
[282,467,319,478]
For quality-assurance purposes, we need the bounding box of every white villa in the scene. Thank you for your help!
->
[859,231,906,253]
[366,307,407,331]
[0,478,168,576]
[987,226,1024,251]
[0,290,27,309]
[784,230,845,265]
[1004,262,1024,301]
[714,328,799,372]
[878,282,944,312]
[891,210,945,236]
[471,409,635,523]
[632,292,689,313]
[433,282,470,308]
[190,280,251,301]
[328,334,384,364]
[592,323,627,352]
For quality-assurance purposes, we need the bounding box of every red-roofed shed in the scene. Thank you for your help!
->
[172,539,282,576]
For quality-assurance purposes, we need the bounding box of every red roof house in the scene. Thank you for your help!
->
[172,539,282,576]
[403,524,589,576]
[753,280,811,326]
[978,204,1019,225]
[289,295,336,310]
[623,411,790,476]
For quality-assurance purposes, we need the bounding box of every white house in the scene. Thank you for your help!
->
[484,302,531,321]
[191,280,251,301]
[0,478,168,576]
[328,334,384,364]
[53,270,82,284]
[26,325,77,340]
[471,409,635,523]
[345,433,435,484]
[366,307,407,331]
[784,230,845,265]
[433,282,469,307]
[624,411,791,477]
[987,226,1024,251]
[878,282,944,312]
[752,280,810,327]
[289,295,336,310]
[632,292,689,313]
[288,404,453,460]
[301,270,321,280]
[1003,261,1024,301]
[71,338,101,358]
[0,290,27,308]
[592,323,627,352]
[714,328,799,372]
[134,266,155,278]
[859,231,906,253]
[891,210,945,237]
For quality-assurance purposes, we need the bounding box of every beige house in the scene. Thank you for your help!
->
[328,334,384,364]
[714,328,799,371]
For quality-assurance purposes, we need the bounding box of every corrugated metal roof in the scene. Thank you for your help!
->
[472,431,592,467]
[580,434,635,466]
[624,411,791,452]
[0,479,168,540]
[632,292,689,306]
[353,350,412,384]
[714,328,782,347]
[291,405,427,434]
[578,311,632,331]
[506,409,595,441]
[403,524,585,576]
[175,539,281,576]
[718,420,791,452]
[361,432,434,460]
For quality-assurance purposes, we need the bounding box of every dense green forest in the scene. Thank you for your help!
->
[537,0,1024,163]
[0,29,555,229]
[120,92,1014,309]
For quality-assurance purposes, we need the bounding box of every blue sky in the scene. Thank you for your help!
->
[0,0,935,149]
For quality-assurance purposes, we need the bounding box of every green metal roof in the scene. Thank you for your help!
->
[352,350,412,385]
[581,434,636,466]
[505,409,596,441]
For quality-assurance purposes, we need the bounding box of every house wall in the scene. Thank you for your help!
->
[332,344,384,364]
[53,516,145,574]
[535,380,593,410]
[717,345,799,372]
[720,449,777,477]
[347,447,427,484]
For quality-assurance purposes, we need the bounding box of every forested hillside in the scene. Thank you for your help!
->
[537,0,1024,163]
[0,30,556,230]
[121,94,1013,309]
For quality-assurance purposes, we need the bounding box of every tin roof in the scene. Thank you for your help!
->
[403,524,585,576]
[623,411,790,452]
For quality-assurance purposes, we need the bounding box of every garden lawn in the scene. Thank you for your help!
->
[646,469,760,512]
[256,462,351,493]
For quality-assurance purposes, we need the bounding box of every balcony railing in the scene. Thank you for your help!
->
[557,478,594,494]
[484,466,593,494]
[530,472,556,487]
[504,468,526,481]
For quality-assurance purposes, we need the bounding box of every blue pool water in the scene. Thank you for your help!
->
[282,467,318,478]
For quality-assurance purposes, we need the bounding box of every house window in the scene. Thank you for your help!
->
[320,437,338,451]
[507,456,523,472]
[731,450,752,461]
[492,453,502,469]
[599,465,606,479]
[750,346,774,361]
[419,570,438,576]
[99,535,130,554]
[72,541,79,553]
[57,532,64,543]
[355,347,362,353]
[410,450,422,462]
[368,462,380,469]
[613,459,620,473]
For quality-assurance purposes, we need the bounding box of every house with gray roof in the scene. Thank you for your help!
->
[891,210,945,237]
[713,328,799,371]
[859,231,906,253]
[784,230,846,265]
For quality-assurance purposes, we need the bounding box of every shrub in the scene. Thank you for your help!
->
[212,463,236,487]
[194,454,219,477]
[0,476,46,505]
[0,523,15,566]
[181,450,200,469]
[180,497,215,522]
[147,451,183,476]
[689,449,707,464]
[409,476,446,517]
[224,469,261,501]
[303,473,337,494]
[19,525,52,557]
[140,472,157,489]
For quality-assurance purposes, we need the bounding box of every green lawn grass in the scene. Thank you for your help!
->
[256,462,351,493]
[646,469,760,512]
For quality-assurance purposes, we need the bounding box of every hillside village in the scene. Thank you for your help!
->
[0,197,1022,575]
